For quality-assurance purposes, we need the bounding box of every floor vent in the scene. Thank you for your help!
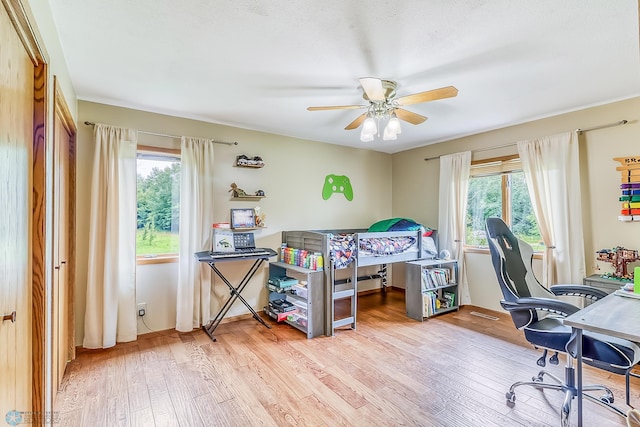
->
[470,311,499,321]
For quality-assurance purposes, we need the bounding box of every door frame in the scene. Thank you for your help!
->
[53,75,77,364]
[2,0,48,417]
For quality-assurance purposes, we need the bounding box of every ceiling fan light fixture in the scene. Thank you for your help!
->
[386,114,402,134]
[307,77,457,143]
[382,124,398,141]
[362,116,377,135]
[360,130,374,142]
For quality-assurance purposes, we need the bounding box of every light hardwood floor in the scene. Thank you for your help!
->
[54,290,637,426]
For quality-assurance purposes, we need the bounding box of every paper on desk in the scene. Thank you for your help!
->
[614,289,640,300]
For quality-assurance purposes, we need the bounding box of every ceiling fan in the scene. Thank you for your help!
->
[307,77,458,141]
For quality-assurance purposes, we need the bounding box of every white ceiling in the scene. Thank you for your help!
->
[49,0,640,154]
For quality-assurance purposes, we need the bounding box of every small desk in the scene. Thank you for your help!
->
[564,292,640,426]
[195,249,277,341]
[583,274,632,295]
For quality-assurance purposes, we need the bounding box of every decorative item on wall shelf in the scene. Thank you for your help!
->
[615,156,640,222]
[235,154,265,168]
[229,183,266,200]
[230,208,257,229]
[254,206,266,227]
[596,246,639,281]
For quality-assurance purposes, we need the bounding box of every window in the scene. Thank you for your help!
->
[136,146,181,258]
[465,156,543,251]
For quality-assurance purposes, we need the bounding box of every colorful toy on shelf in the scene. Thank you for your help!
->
[596,246,639,280]
[614,156,640,222]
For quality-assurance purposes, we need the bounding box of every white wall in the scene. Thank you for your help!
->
[392,96,640,311]
[76,97,640,341]
[135,262,178,332]
[24,0,77,118]
[75,101,393,343]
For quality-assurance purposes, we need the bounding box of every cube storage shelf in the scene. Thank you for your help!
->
[405,259,459,321]
[266,262,325,338]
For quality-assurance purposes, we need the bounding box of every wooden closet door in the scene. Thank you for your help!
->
[0,1,35,418]
[52,111,70,391]
[51,77,77,403]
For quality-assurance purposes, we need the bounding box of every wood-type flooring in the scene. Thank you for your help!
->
[54,290,638,426]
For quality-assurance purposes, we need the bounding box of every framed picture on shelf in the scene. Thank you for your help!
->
[230,208,256,229]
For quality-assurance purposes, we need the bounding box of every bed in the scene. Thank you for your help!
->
[281,225,437,335]
[281,227,436,270]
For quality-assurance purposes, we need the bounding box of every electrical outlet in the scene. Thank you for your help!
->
[137,302,147,317]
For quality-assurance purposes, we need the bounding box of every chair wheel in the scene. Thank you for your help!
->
[600,394,614,404]
[506,391,516,407]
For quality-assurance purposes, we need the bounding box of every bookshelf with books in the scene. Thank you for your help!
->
[405,259,459,321]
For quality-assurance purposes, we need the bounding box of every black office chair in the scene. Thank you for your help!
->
[485,217,640,426]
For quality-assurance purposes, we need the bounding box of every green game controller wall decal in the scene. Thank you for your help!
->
[322,174,353,201]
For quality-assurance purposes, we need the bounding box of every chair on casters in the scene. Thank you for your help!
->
[485,217,640,426]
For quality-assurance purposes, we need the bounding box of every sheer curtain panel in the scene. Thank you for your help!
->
[517,131,585,286]
[438,151,472,304]
[83,124,138,349]
[176,137,216,332]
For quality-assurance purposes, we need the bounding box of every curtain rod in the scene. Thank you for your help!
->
[83,121,238,146]
[423,119,629,161]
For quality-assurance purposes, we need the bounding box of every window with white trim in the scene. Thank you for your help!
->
[465,156,543,251]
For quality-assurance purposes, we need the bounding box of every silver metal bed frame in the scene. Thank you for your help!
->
[281,229,423,335]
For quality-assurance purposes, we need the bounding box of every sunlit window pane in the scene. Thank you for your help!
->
[510,172,543,251]
[465,167,542,251]
[136,155,181,256]
[466,174,502,247]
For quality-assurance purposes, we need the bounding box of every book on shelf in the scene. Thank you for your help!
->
[423,291,437,317]
[420,267,453,290]
[441,291,456,309]
[422,290,457,316]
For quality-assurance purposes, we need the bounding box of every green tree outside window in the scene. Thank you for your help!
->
[137,157,180,256]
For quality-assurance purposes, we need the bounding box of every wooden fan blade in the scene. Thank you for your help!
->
[307,105,365,111]
[395,108,428,125]
[395,86,458,106]
[345,113,367,130]
[359,77,386,101]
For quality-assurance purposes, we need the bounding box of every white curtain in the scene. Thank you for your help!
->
[517,131,585,286]
[83,124,138,349]
[438,151,472,304]
[176,137,216,332]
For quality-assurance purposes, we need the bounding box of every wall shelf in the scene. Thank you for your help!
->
[230,196,266,201]
[235,155,265,168]
[235,164,264,169]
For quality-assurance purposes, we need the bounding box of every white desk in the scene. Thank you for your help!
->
[564,292,640,426]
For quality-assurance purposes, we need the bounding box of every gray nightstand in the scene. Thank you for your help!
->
[583,274,630,295]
